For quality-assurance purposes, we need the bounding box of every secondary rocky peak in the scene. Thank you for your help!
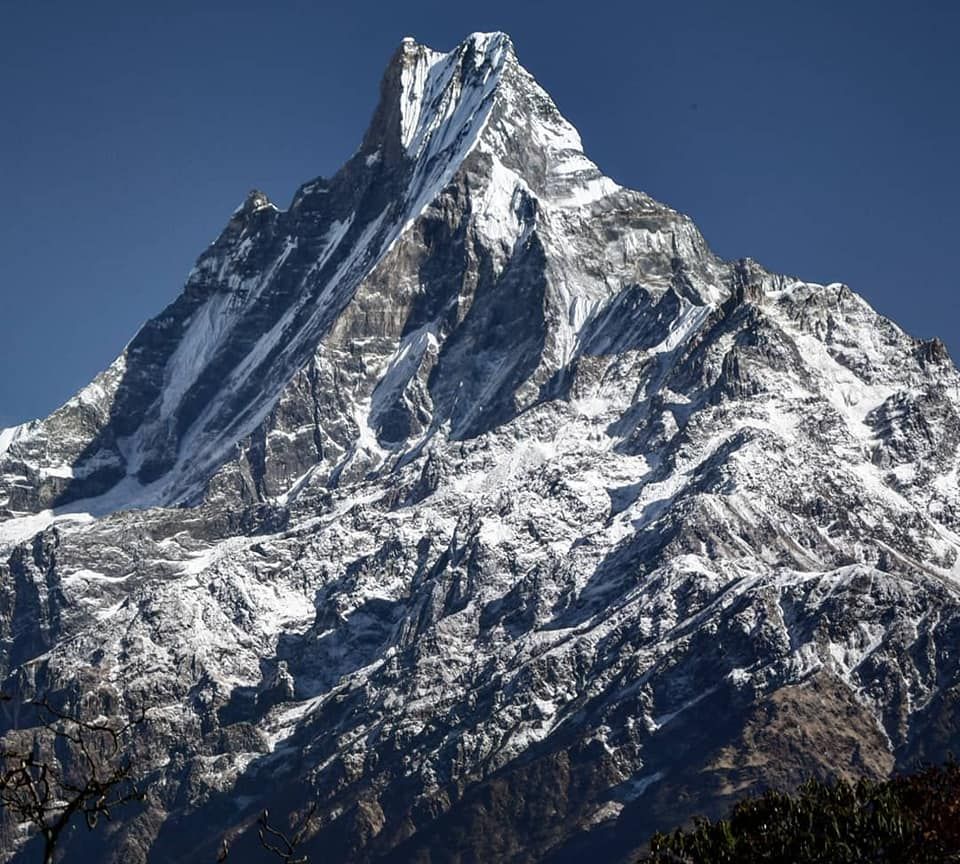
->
[240,188,273,213]
[225,189,276,237]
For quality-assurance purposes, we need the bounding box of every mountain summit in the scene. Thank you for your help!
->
[0,30,638,522]
[2,33,960,863]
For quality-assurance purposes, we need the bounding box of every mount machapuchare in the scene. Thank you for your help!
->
[2,31,960,864]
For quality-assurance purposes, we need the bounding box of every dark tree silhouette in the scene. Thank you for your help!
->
[220,802,317,863]
[0,696,147,864]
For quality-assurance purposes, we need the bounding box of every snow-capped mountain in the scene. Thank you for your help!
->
[2,32,960,863]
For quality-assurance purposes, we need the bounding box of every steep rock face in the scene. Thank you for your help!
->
[2,31,960,864]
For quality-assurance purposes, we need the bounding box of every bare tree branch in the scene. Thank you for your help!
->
[219,801,317,863]
[257,802,316,863]
[0,694,148,864]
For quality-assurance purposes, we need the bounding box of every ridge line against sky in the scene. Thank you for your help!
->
[1,0,958,427]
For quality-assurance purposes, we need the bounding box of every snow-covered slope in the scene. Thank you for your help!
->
[2,32,960,864]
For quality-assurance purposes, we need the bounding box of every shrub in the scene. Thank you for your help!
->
[641,762,960,863]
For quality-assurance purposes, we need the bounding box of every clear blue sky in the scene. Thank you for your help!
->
[2,0,958,427]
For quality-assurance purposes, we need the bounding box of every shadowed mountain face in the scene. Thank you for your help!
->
[2,31,960,864]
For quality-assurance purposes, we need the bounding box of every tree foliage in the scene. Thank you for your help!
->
[641,762,960,863]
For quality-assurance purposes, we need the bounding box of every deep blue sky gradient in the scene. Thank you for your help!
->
[2,0,958,426]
